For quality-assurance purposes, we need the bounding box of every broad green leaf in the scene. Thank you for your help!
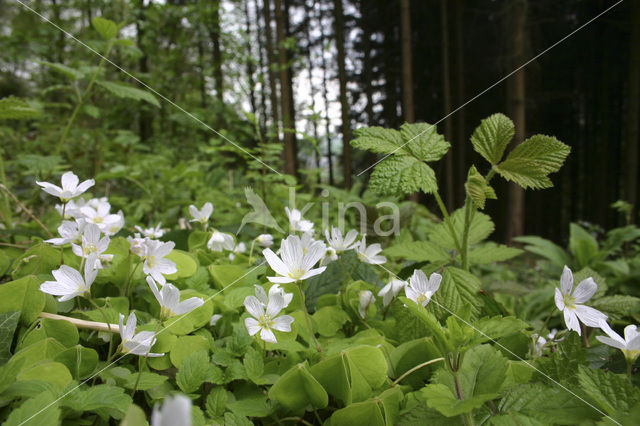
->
[208,264,264,290]
[11,243,61,279]
[54,345,99,380]
[227,395,271,418]
[430,267,483,319]
[0,275,45,325]
[429,208,495,251]
[39,61,84,80]
[96,81,160,107]
[494,134,570,189]
[0,310,20,364]
[123,371,168,391]
[470,316,529,345]
[468,242,523,264]
[205,386,228,418]
[400,122,450,162]
[0,96,41,120]
[312,305,350,337]
[169,335,209,367]
[513,235,572,268]
[577,365,640,420]
[351,126,406,155]
[327,388,403,426]
[177,350,210,393]
[383,240,450,263]
[17,361,73,389]
[10,337,66,369]
[421,383,498,417]
[120,404,148,426]
[269,361,328,411]
[370,156,438,195]
[390,338,442,387]
[223,412,253,426]
[22,317,79,348]
[400,298,450,354]
[165,249,198,279]
[591,295,640,317]
[243,347,265,384]
[61,384,132,419]
[569,223,601,268]
[92,17,119,40]
[465,165,497,209]
[4,390,60,426]
[470,113,514,165]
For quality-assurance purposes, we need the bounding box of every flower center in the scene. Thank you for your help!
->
[416,294,428,305]
[147,255,156,268]
[288,268,306,280]
[84,244,97,255]
[562,294,576,310]
[258,314,275,329]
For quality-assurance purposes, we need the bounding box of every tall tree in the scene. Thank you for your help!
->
[625,0,640,220]
[333,0,352,188]
[400,0,415,123]
[454,0,466,205]
[208,0,224,103]
[505,0,527,241]
[136,0,153,142]
[317,2,335,185]
[441,0,454,209]
[243,0,258,119]
[274,0,297,176]
[262,0,280,139]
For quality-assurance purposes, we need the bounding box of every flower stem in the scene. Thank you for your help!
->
[39,312,119,333]
[86,298,116,361]
[454,373,475,426]
[461,196,475,271]
[627,359,633,379]
[298,289,321,352]
[248,239,256,264]
[390,357,444,387]
[124,260,141,300]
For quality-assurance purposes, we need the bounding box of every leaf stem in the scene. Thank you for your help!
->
[460,196,475,271]
[433,191,463,256]
[297,288,322,352]
[390,357,444,387]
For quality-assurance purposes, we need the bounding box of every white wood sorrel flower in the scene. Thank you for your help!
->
[71,223,112,268]
[256,233,274,248]
[151,394,192,426]
[355,236,387,265]
[40,253,98,301]
[189,202,213,225]
[244,291,294,343]
[405,270,441,307]
[285,207,314,233]
[135,223,164,239]
[36,171,95,202]
[118,312,163,357]
[142,240,177,285]
[597,322,640,362]
[554,265,607,336]
[207,230,235,252]
[358,290,376,319]
[262,235,327,283]
[45,219,86,246]
[325,227,359,252]
[146,276,205,319]
[378,278,408,307]
[254,284,293,308]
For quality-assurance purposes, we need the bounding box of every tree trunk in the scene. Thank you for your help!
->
[333,0,352,188]
[441,0,454,210]
[625,0,640,221]
[136,0,153,142]
[254,0,268,135]
[400,0,415,123]
[506,0,527,242]
[304,0,321,181]
[317,2,334,185]
[274,0,297,176]
[243,0,258,120]
[454,0,466,206]
[209,0,224,103]
[262,0,280,140]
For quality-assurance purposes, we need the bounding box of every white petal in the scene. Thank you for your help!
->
[36,181,63,197]
[410,270,429,294]
[266,293,285,318]
[303,242,326,271]
[244,296,264,319]
[174,297,204,315]
[52,265,84,289]
[428,273,442,292]
[254,285,268,305]
[245,318,261,336]
[263,249,290,276]
[405,286,419,303]
[189,205,199,219]
[61,171,79,190]
[75,179,95,194]
[267,276,297,284]
[574,304,607,328]
[272,315,294,332]
[161,283,181,309]
[300,266,326,281]
[572,278,597,303]
[624,325,639,342]
[125,312,137,340]
[564,309,581,335]
[343,229,359,247]
[554,288,565,311]
[560,265,573,295]
[147,276,163,305]
[260,328,277,343]
[40,280,76,296]
[596,336,626,350]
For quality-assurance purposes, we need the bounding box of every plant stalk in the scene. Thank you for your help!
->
[297,288,322,352]
[433,190,463,255]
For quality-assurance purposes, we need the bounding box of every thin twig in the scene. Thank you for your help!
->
[39,312,119,333]
[0,184,54,238]
[390,357,444,387]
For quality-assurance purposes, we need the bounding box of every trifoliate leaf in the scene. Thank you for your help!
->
[327,388,403,426]
[470,113,514,165]
[96,81,160,107]
[351,127,406,155]
[54,345,99,380]
[494,135,570,189]
[400,122,450,162]
[0,97,41,120]
[577,365,640,420]
[369,156,438,195]
[92,17,119,40]
[465,165,497,209]
[269,361,328,411]
[468,242,523,264]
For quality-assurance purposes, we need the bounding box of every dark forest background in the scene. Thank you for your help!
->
[0,0,638,243]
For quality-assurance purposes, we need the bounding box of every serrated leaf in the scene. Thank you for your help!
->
[206,386,228,418]
[0,311,20,364]
[429,208,495,251]
[495,135,570,189]
[61,384,132,419]
[351,126,406,155]
[468,242,523,264]
[0,96,41,120]
[430,267,483,319]
[400,122,450,162]
[577,365,640,419]
[421,383,498,417]
[92,17,119,40]
[243,347,265,384]
[470,113,515,165]
[369,156,438,195]
[176,350,210,393]
[39,61,84,80]
[96,81,160,107]
[383,240,450,263]
[591,295,640,317]
[465,165,497,209]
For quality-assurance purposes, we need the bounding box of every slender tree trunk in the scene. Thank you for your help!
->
[318,3,334,185]
[262,0,280,139]
[441,0,454,210]
[506,0,527,242]
[304,0,321,181]
[454,0,466,206]
[254,0,268,135]
[244,0,258,120]
[333,0,352,188]
[361,1,378,169]
[274,0,297,176]
[210,0,224,103]
[136,0,153,142]
[400,0,415,123]
[625,0,640,220]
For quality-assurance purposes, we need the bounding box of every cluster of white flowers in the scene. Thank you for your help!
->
[244,284,294,343]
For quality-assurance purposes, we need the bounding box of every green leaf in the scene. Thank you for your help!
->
[430,267,483,319]
[470,113,514,165]
[591,295,640,317]
[243,347,265,384]
[312,306,350,337]
[569,223,601,268]
[61,384,132,419]
[17,361,73,389]
[351,126,406,155]
[177,350,210,393]
[12,243,61,279]
[0,276,45,325]
[0,311,20,364]
[169,335,209,367]
[513,235,572,268]
[0,96,41,120]
[328,388,403,426]
[577,365,640,420]
[54,345,99,380]
[429,208,495,251]
[22,317,79,348]
[390,338,442,387]
[383,240,450,263]
[269,361,328,412]
[370,156,438,195]
[165,249,198,279]
[92,17,119,40]
[205,386,228,418]
[11,337,66,369]
[96,81,160,107]
[123,371,168,391]
[4,390,60,426]
[468,242,523,264]
[208,264,264,290]
[494,135,570,189]
[465,165,497,209]
[120,404,148,426]
[400,122,450,162]
[39,61,84,80]
[422,383,498,417]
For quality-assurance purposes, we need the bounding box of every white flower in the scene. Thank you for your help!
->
[325,227,358,252]
[147,276,204,319]
[256,234,274,248]
[40,253,98,301]
[378,278,407,307]
[285,207,314,233]
[209,314,223,326]
[207,230,235,252]
[597,322,640,362]
[151,394,192,426]
[79,203,121,233]
[45,219,85,246]
[104,210,125,236]
[320,247,338,266]
[355,236,387,265]
[554,266,607,336]
[142,239,177,285]
[229,242,247,260]
[405,270,441,307]
[128,233,148,257]
[118,312,164,357]
[262,235,327,283]
[358,290,376,319]
[36,171,95,202]
[55,198,86,219]
[135,223,164,239]
[71,223,112,268]
[254,284,293,308]
[533,329,558,356]
[189,202,213,225]
[244,292,294,343]
[87,197,109,210]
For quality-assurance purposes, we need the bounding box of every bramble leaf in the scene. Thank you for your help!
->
[470,113,514,165]
[369,156,438,195]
